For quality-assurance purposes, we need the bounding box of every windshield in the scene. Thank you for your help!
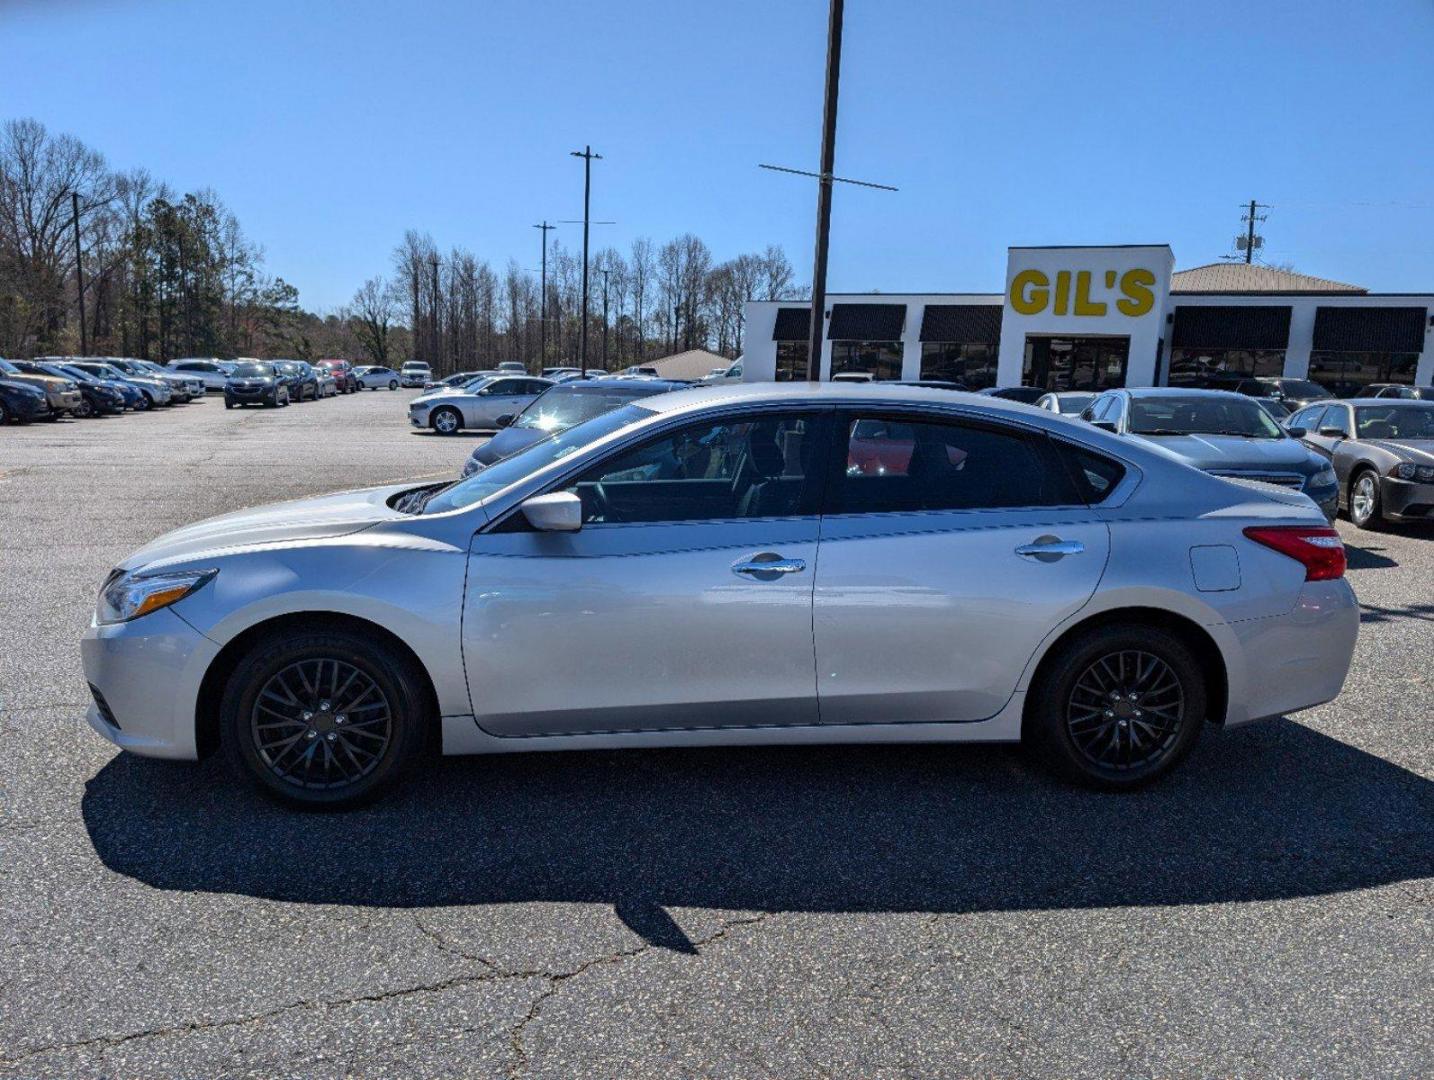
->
[1129,395,1283,439]
[1354,404,1434,440]
[512,386,655,432]
[231,363,272,377]
[1280,380,1331,400]
[0,359,20,375]
[1056,394,1094,415]
[421,403,654,515]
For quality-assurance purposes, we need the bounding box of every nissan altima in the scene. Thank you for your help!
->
[82,384,1358,808]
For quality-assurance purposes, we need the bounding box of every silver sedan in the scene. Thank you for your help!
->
[82,383,1358,808]
[408,375,553,434]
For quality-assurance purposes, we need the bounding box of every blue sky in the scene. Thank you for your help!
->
[6,0,1432,311]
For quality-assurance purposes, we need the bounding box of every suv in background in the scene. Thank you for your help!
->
[0,357,82,417]
[273,360,319,401]
[400,361,432,387]
[171,358,235,393]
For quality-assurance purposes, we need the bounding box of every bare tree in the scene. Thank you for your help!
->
[628,237,654,361]
[351,276,396,364]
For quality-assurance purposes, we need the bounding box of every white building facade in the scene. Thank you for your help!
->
[741,244,1434,395]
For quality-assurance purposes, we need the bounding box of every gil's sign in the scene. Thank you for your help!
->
[1009,268,1157,317]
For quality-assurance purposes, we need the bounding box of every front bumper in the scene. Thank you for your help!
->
[226,383,278,404]
[49,389,83,412]
[1379,477,1434,521]
[409,406,433,427]
[81,606,220,760]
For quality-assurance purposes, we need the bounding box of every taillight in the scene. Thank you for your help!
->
[1242,525,1346,581]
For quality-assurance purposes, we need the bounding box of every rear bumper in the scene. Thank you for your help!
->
[1222,578,1359,727]
[1380,477,1434,521]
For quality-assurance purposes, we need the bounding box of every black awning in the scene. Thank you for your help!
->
[1171,305,1291,350]
[1313,306,1428,352]
[771,307,812,342]
[827,303,906,341]
[919,304,1003,344]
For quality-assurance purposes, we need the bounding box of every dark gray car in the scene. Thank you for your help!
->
[1082,388,1339,520]
[461,378,690,476]
[1287,399,1434,528]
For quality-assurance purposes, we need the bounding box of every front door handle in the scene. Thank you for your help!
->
[732,553,807,579]
[1015,537,1085,561]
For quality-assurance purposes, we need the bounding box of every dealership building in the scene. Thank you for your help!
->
[741,244,1434,395]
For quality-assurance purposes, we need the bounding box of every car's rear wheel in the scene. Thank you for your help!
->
[74,397,95,418]
[431,406,462,435]
[1026,623,1206,789]
[1349,469,1383,530]
[0,400,11,425]
[389,379,398,391]
[221,626,428,809]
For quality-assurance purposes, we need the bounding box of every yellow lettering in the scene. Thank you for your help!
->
[1053,271,1071,315]
[1073,271,1107,316]
[1117,269,1156,316]
[1010,269,1049,315]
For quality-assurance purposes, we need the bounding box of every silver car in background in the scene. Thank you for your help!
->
[171,358,236,393]
[82,383,1358,809]
[409,374,553,434]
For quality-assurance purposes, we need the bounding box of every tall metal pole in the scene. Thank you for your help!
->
[570,146,602,375]
[806,0,843,381]
[598,267,611,371]
[71,191,88,356]
[533,221,555,364]
[1245,198,1257,264]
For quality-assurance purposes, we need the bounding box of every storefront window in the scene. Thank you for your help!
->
[1022,337,1129,392]
[918,343,998,388]
[830,341,903,381]
[1308,352,1419,397]
[1167,348,1285,388]
[774,341,809,382]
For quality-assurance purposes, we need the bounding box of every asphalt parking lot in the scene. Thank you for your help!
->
[1,390,1430,1078]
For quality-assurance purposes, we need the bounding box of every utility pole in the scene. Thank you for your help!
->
[1224,200,1269,264]
[758,0,895,381]
[569,145,602,374]
[597,267,611,371]
[71,191,88,356]
[533,221,556,365]
[429,254,441,370]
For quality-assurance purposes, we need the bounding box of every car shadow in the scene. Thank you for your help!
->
[1360,601,1434,625]
[1342,542,1399,570]
[82,720,1433,951]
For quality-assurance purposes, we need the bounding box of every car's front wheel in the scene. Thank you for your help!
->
[1025,623,1206,789]
[0,400,11,425]
[388,379,398,391]
[431,406,462,435]
[1349,469,1383,530]
[221,625,429,809]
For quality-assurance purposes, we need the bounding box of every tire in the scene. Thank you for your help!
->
[220,625,429,809]
[389,379,398,391]
[430,406,462,435]
[225,400,234,410]
[74,397,95,419]
[0,400,10,425]
[139,393,154,411]
[1348,468,1383,530]
[1025,623,1206,790]
[279,389,291,407]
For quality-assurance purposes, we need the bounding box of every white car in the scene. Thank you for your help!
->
[354,366,400,390]
[81,383,1358,809]
[408,375,554,434]
[171,359,236,393]
[400,362,432,388]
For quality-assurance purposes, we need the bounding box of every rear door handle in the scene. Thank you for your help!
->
[732,553,807,579]
[1015,537,1085,560]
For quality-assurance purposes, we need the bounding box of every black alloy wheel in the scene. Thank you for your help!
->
[0,400,11,425]
[222,626,427,808]
[1026,623,1206,789]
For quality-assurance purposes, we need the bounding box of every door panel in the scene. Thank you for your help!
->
[464,520,819,735]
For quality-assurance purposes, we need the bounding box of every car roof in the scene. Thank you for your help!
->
[554,377,689,394]
[1118,387,1255,401]
[630,380,1076,421]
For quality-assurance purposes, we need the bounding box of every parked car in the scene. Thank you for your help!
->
[541,367,583,380]
[978,386,1048,405]
[1253,397,1293,423]
[425,370,488,391]
[0,376,51,424]
[1035,392,1096,416]
[496,361,527,373]
[0,357,82,417]
[1081,388,1339,520]
[315,359,358,394]
[68,360,172,408]
[1287,399,1434,528]
[461,377,690,476]
[1228,377,1333,411]
[1367,383,1434,401]
[224,361,291,409]
[272,360,319,402]
[619,364,660,377]
[831,372,877,383]
[313,366,338,398]
[400,361,433,388]
[107,358,203,403]
[17,360,125,417]
[701,361,742,382]
[354,366,400,390]
[81,383,1358,808]
[410,375,554,434]
[171,358,236,392]
[49,360,145,410]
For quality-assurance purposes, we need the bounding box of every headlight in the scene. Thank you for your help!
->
[1393,463,1417,480]
[1308,467,1336,488]
[98,569,217,624]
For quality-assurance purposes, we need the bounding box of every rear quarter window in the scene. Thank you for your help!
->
[1055,443,1128,504]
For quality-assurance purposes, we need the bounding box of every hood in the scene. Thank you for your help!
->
[118,482,421,571]
[413,387,469,404]
[1369,439,1434,464]
[0,377,46,398]
[1131,433,1318,473]
[472,425,546,467]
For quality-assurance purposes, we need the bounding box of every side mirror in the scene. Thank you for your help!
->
[1317,426,1345,439]
[1285,426,1307,439]
[496,414,514,428]
[520,491,582,532]
[1090,419,1118,433]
